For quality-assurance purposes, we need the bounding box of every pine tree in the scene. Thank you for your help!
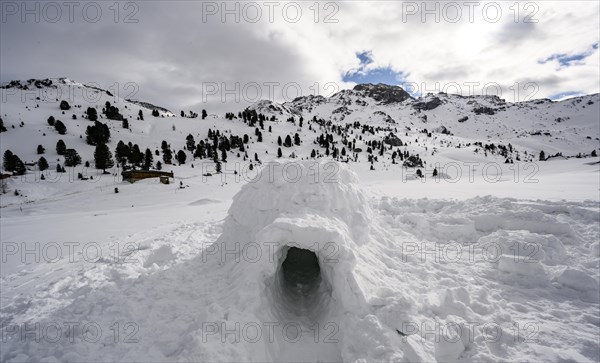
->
[416,169,423,178]
[138,110,144,120]
[156,161,162,170]
[215,161,222,173]
[186,134,196,151]
[86,121,111,145]
[3,150,15,171]
[54,120,67,135]
[176,150,187,165]
[38,156,49,171]
[433,168,438,177]
[87,107,98,121]
[12,155,26,175]
[130,144,143,166]
[278,136,282,146]
[37,145,45,154]
[194,142,205,159]
[592,150,597,157]
[163,148,173,164]
[144,148,153,170]
[202,109,207,120]
[64,149,82,167]
[0,118,6,132]
[152,109,159,117]
[115,141,130,166]
[47,116,56,126]
[161,140,169,152]
[94,143,114,172]
[539,150,545,161]
[122,119,129,129]
[294,133,301,145]
[56,140,67,155]
[277,147,282,158]
[221,148,227,162]
[59,100,71,110]
[103,102,124,121]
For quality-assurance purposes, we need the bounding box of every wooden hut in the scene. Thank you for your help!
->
[121,170,174,183]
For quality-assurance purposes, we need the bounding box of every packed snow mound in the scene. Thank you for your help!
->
[221,160,372,242]
[212,160,417,362]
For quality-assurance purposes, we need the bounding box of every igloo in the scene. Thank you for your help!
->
[206,161,426,362]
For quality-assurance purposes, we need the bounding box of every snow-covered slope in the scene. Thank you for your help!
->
[1,79,599,362]
[1,161,598,362]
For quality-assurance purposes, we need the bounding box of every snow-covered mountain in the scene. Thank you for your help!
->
[1,78,599,363]
[1,78,598,172]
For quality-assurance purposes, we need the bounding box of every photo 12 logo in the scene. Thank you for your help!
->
[201,321,339,344]
[201,241,339,264]
[402,81,539,103]
[201,1,340,24]
[2,321,140,344]
[400,2,539,24]
[200,81,341,103]
[1,1,140,23]
[398,320,539,344]
[1,241,141,265]
[201,160,340,185]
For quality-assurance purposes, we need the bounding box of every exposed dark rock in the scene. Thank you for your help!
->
[435,126,451,135]
[353,83,413,105]
[384,133,402,146]
[403,155,423,168]
[126,99,172,114]
[413,97,443,111]
[473,107,496,115]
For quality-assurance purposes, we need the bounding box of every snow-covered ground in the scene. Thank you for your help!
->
[1,79,599,362]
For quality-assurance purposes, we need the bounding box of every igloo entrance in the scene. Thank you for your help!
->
[282,247,321,292]
[270,246,333,322]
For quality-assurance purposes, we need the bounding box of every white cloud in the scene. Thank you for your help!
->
[1,0,598,112]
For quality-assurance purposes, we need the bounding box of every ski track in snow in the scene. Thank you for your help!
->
[1,168,599,362]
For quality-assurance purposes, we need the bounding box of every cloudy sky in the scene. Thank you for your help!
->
[1,1,599,113]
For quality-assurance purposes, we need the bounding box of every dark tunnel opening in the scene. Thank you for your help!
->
[282,247,321,292]
[270,246,333,322]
